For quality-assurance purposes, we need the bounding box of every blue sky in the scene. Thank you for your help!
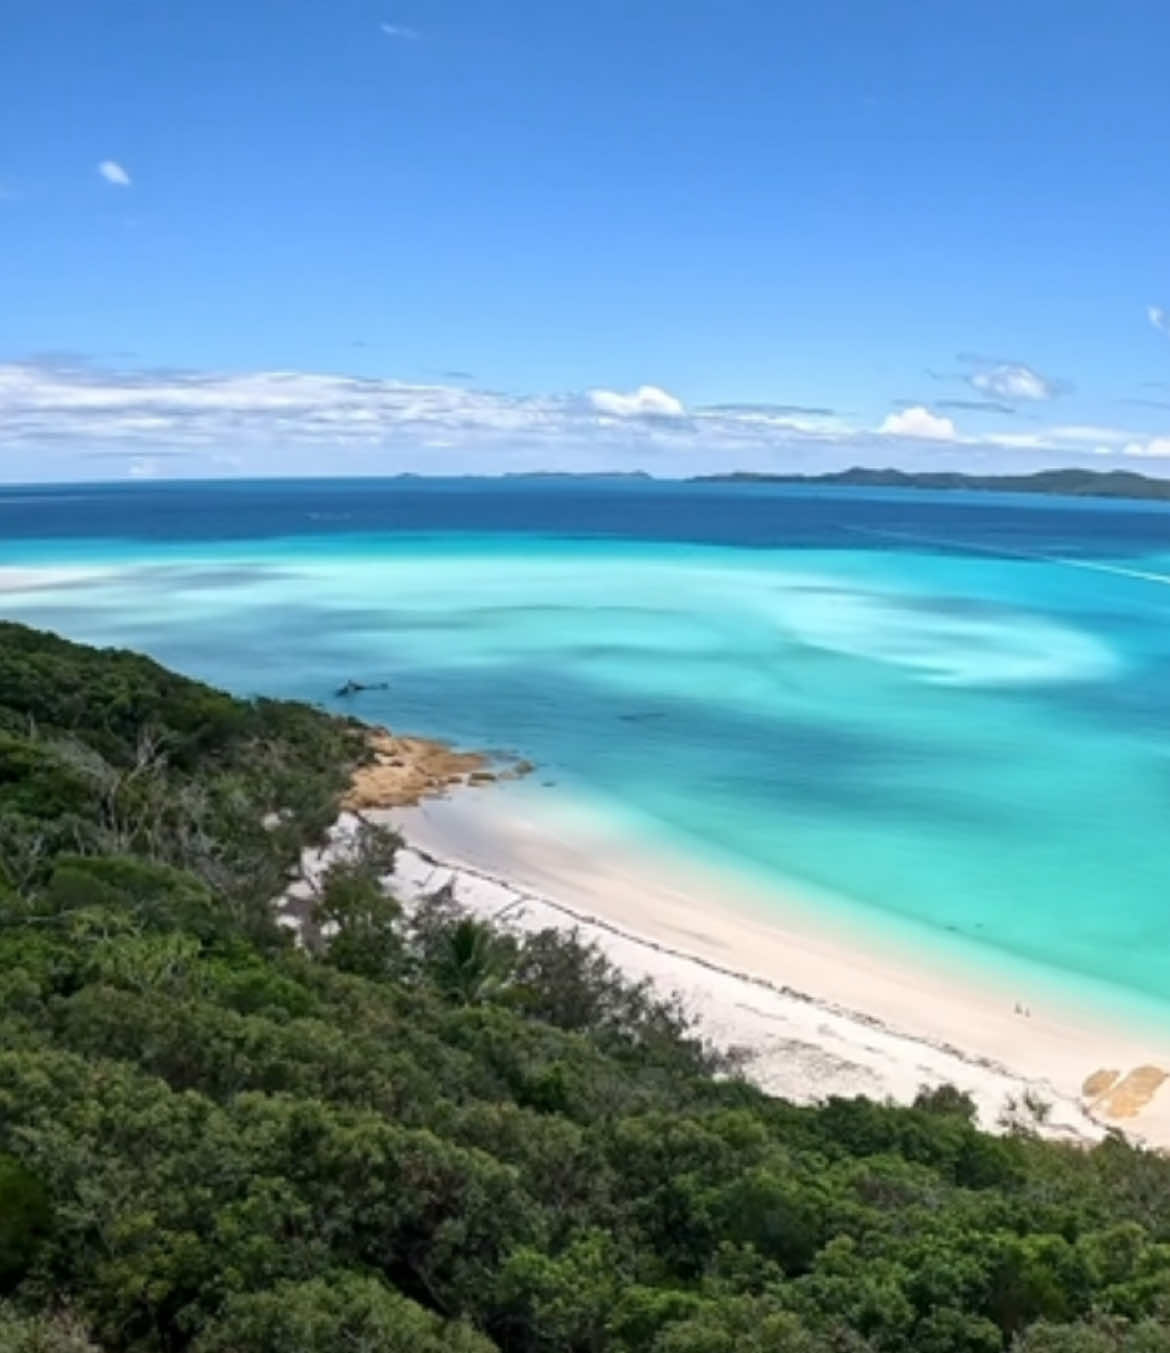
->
[4,0,1170,480]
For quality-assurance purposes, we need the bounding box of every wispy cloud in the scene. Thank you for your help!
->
[1123,437,1170,458]
[380,21,419,39]
[699,401,837,418]
[982,425,1132,455]
[930,356,1063,402]
[97,160,131,187]
[0,363,850,472]
[2,358,1167,479]
[1148,305,1169,335]
[878,406,957,440]
[81,449,194,460]
[0,361,693,452]
[936,398,1016,415]
[1044,424,1132,442]
[966,361,1057,402]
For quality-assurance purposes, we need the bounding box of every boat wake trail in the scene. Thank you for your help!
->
[845,526,1170,587]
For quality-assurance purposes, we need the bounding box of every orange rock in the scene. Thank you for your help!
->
[1093,1065,1168,1120]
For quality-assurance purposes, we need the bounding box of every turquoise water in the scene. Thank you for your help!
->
[2,477,1169,1020]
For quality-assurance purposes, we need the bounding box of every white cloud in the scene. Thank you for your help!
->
[1045,425,1130,443]
[380,22,418,38]
[2,358,1166,480]
[588,385,685,418]
[97,160,131,187]
[1148,305,1169,335]
[0,362,686,451]
[693,405,850,439]
[985,425,1136,456]
[969,362,1055,401]
[1123,437,1170,458]
[878,406,957,440]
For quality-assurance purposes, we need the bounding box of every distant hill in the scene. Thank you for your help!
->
[693,466,1170,501]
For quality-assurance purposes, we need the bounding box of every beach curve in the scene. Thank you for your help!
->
[368,782,1170,1149]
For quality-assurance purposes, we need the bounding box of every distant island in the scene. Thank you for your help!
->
[692,466,1170,502]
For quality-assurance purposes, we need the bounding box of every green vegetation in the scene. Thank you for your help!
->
[3,620,1170,1352]
[693,467,1170,502]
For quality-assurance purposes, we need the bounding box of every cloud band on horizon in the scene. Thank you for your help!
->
[0,358,1168,478]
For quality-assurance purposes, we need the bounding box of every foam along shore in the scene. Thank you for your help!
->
[358,784,1170,1150]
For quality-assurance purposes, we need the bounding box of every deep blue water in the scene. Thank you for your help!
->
[4,476,1170,554]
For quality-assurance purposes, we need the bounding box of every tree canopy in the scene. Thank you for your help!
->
[1,620,1169,1352]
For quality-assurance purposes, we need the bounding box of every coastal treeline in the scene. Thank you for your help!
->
[2,621,1170,1352]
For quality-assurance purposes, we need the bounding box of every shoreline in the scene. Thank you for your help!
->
[369,782,1170,1148]
[274,726,1170,1148]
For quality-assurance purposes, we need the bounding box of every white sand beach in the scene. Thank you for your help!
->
[277,728,1170,1151]
[356,782,1170,1149]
